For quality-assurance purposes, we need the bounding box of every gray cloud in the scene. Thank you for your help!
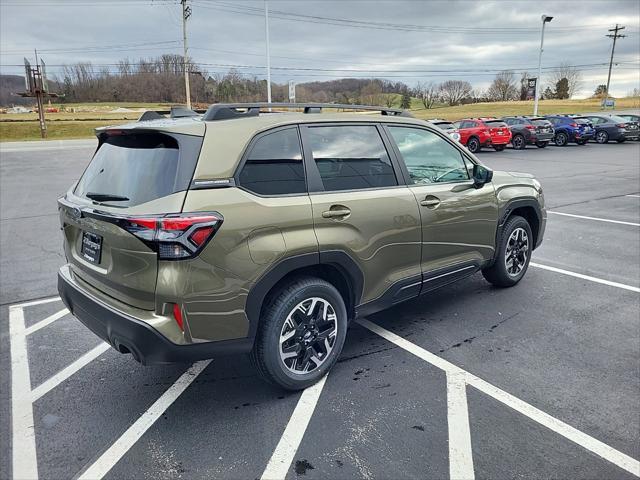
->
[1,0,638,97]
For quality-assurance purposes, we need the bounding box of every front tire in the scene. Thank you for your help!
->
[482,215,533,288]
[467,137,481,153]
[512,134,526,150]
[554,131,568,146]
[616,138,626,143]
[251,276,348,390]
[595,130,609,144]
[535,141,548,148]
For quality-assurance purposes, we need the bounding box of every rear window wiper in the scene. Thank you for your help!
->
[86,192,130,202]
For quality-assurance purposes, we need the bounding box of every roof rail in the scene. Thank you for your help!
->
[202,102,412,122]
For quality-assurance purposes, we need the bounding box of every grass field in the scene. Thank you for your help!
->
[410,97,640,121]
[0,120,130,141]
[1,97,638,142]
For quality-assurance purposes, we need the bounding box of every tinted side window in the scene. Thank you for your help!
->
[388,127,470,184]
[305,125,397,191]
[239,128,305,195]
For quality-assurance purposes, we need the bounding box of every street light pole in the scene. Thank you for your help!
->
[264,0,272,104]
[533,14,553,116]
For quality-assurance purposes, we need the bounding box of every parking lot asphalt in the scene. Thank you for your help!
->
[1,139,638,480]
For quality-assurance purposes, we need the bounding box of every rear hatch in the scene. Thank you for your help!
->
[529,118,554,138]
[485,120,511,143]
[572,117,593,136]
[58,128,205,310]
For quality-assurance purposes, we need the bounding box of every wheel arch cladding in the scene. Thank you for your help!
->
[245,251,364,339]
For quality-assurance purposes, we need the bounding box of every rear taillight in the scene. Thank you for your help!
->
[123,213,222,259]
[525,125,536,130]
[617,123,627,128]
[569,123,578,127]
[172,303,184,331]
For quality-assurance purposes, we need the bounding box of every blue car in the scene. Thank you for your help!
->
[545,115,594,146]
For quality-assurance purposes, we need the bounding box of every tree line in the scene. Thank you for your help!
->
[17,54,588,108]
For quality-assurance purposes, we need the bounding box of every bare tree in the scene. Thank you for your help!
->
[548,62,582,98]
[360,81,384,106]
[414,81,439,109]
[439,80,472,106]
[487,70,518,101]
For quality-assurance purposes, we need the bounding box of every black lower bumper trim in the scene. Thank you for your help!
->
[57,266,253,365]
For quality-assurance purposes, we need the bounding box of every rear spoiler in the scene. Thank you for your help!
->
[138,106,206,121]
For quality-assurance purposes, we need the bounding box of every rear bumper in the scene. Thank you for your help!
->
[58,265,253,364]
[529,133,554,143]
[489,135,511,145]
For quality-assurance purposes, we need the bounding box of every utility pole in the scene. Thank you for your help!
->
[604,24,625,108]
[181,0,192,109]
[264,0,272,104]
[533,14,553,116]
[18,54,59,139]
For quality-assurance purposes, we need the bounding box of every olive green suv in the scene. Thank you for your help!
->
[57,103,546,390]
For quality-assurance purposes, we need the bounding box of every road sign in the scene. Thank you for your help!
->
[288,80,295,102]
[526,78,537,100]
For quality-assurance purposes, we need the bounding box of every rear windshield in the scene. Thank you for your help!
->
[485,121,508,128]
[74,132,200,207]
[573,118,591,125]
[531,119,552,126]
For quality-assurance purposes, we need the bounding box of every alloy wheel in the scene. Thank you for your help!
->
[279,297,337,374]
[504,227,529,277]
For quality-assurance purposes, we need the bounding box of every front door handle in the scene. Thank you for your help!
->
[322,206,351,218]
[420,196,441,208]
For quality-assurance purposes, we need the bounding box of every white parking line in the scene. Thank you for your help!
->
[530,262,640,293]
[358,318,640,478]
[261,375,329,480]
[78,360,211,480]
[626,194,640,198]
[9,305,39,480]
[31,343,111,402]
[447,372,475,480]
[24,308,69,336]
[548,211,639,227]
[15,295,62,309]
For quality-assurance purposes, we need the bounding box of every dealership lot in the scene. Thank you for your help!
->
[1,140,639,479]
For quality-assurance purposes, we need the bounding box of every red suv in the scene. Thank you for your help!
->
[457,118,512,153]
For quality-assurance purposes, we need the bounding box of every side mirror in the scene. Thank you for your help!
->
[473,164,493,188]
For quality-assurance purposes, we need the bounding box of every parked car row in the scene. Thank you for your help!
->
[429,113,639,152]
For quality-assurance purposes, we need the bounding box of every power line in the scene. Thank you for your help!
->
[192,1,638,34]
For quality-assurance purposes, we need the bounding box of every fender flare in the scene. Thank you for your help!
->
[244,250,364,341]
[491,198,543,264]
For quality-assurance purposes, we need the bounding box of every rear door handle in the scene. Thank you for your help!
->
[322,206,351,218]
[420,196,441,208]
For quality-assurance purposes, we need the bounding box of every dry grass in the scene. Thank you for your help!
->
[2,98,638,142]
[0,120,129,142]
[411,97,640,121]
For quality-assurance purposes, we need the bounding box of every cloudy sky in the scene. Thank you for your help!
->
[1,0,639,98]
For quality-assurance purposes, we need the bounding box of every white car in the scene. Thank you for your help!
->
[428,119,461,142]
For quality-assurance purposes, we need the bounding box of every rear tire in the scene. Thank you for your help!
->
[595,130,609,144]
[576,139,587,145]
[482,215,533,288]
[467,137,481,153]
[554,131,568,146]
[493,144,505,151]
[512,134,526,150]
[250,276,348,391]
[535,141,548,148]
[616,138,626,143]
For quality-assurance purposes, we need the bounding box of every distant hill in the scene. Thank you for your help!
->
[0,75,32,107]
